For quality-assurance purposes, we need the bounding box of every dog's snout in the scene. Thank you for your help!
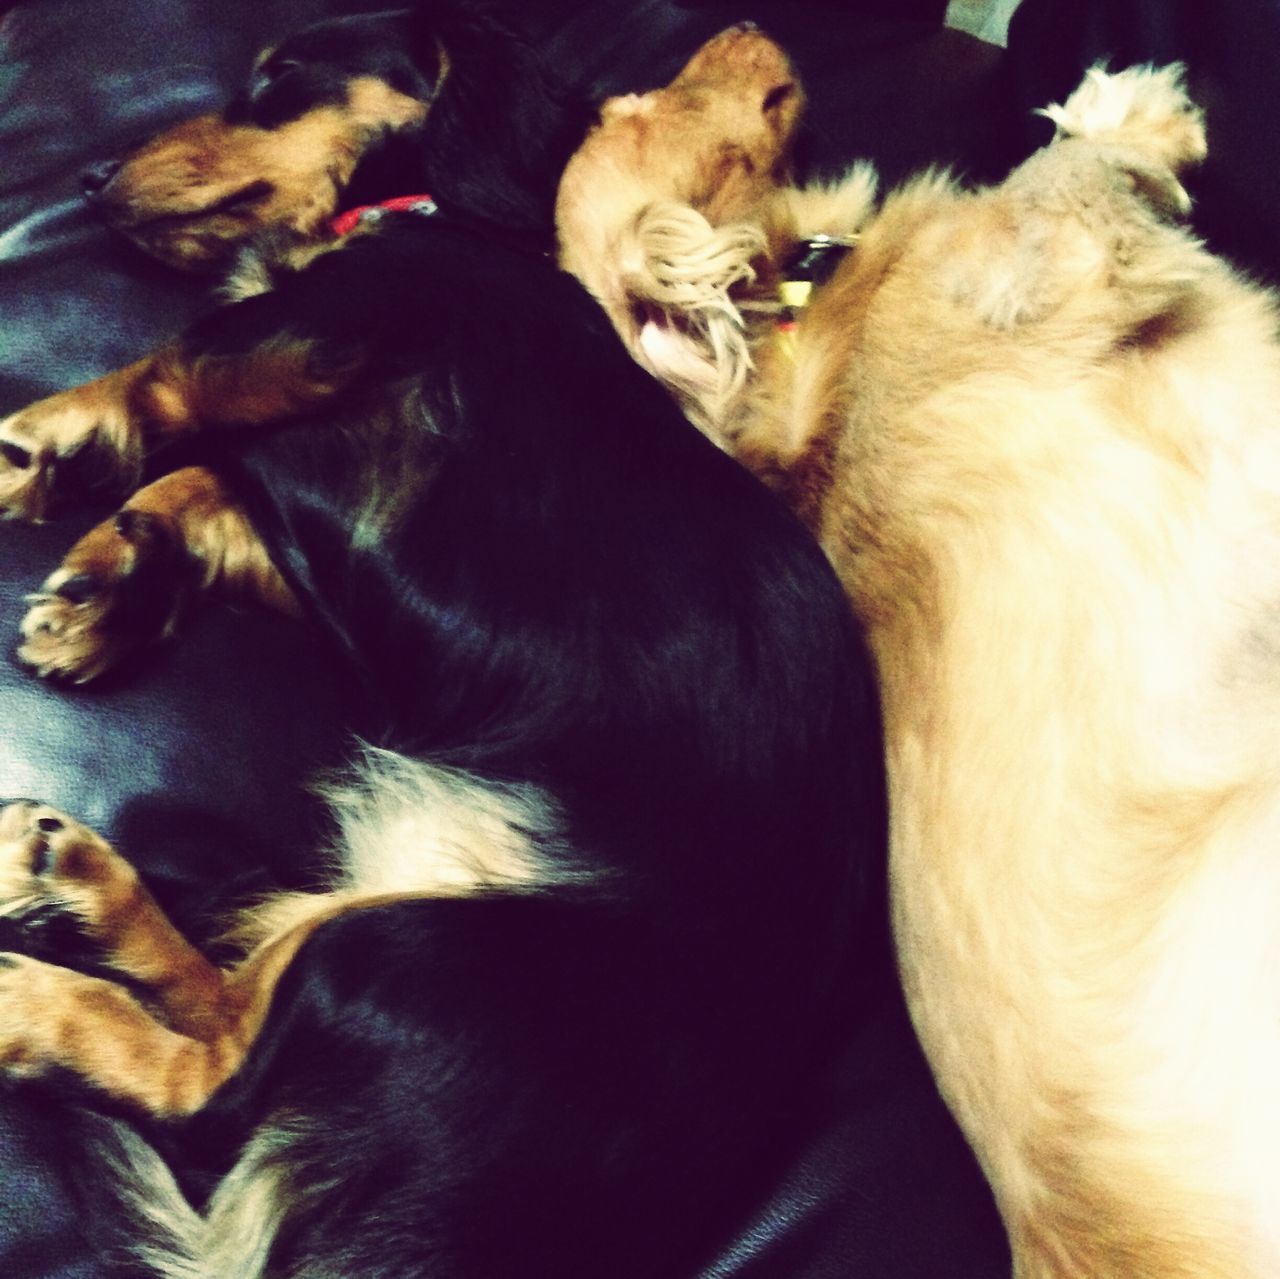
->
[80,159,121,199]
[731,20,760,33]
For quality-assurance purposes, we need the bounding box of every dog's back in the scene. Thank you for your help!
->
[144,212,887,1277]
[0,8,887,1272]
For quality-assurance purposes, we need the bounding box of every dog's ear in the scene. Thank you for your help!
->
[410,3,593,234]
[611,201,765,431]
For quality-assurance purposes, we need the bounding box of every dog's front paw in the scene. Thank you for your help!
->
[0,412,62,522]
[0,801,132,934]
[1040,65,1206,215]
[18,508,190,683]
[0,382,138,522]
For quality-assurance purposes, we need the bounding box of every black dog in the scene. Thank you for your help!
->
[0,4,886,1276]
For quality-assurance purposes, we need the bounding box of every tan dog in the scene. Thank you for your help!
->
[558,27,1280,1279]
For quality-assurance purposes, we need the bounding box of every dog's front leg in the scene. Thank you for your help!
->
[0,359,156,521]
[17,464,297,683]
[0,323,360,523]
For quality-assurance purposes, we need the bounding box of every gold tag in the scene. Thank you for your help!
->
[778,280,813,309]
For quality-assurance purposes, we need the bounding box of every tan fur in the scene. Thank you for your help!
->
[106,1113,345,1279]
[117,1119,292,1279]
[0,329,361,524]
[0,359,155,519]
[560,39,1280,1278]
[18,465,296,682]
[95,77,429,272]
[0,758,562,1118]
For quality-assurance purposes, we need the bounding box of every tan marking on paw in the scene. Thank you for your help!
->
[0,365,150,519]
[17,517,174,683]
[0,801,138,931]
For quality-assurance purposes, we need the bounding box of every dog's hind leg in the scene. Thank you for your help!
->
[1036,64,1207,214]
[0,800,229,1041]
[0,798,366,1115]
[17,465,296,683]
[922,65,1208,339]
[0,772,551,1115]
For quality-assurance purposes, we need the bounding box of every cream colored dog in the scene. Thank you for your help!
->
[557,26,1280,1279]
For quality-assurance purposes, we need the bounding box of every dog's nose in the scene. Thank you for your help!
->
[731,20,760,32]
[80,159,121,199]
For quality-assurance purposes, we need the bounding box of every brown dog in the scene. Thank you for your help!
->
[558,27,1280,1278]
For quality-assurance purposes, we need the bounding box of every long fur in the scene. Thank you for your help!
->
[558,37,1280,1279]
[0,7,887,1277]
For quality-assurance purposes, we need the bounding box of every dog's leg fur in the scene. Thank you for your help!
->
[0,330,360,521]
[0,800,226,1037]
[0,892,365,1116]
[0,224,390,523]
[17,465,296,682]
[0,798,345,1114]
[0,761,560,1116]
[0,800,255,1112]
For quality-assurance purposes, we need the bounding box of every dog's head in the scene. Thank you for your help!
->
[556,24,805,425]
[82,4,584,272]
[81,12,441,271]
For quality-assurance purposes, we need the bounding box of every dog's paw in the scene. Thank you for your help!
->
[1040,65,1206,215]
[0,384,135,521]
[17,508,189,683]
[0,412,61,522]
[1042,64,1206,161]
[0,801,131,934]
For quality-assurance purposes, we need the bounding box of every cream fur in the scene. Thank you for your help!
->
[106,1115,292,1279]
[100,751,572,1276]
[559,51,1280,1278]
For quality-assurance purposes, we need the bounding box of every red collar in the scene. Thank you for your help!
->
[329,194,436,237]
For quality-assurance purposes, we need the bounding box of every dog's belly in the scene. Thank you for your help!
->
[1133,797,1280,1268]
[891,758,1280,1275]
[855,332,1280,1274]
[883,559,1280,1275]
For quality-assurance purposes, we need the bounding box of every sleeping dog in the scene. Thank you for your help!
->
[0,7,885,1276]
[557,26,1280,1279]
[0,4,585,680]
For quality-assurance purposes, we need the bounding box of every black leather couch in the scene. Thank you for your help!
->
[2,1,1275,1275]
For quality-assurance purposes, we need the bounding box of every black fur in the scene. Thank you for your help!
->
[87,4,888,1274]
[225,12,441,130]
[222,3,593,238]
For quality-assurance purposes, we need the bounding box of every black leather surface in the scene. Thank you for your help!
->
[1,5,369,1274]
[1006,0,1280,286]
[0,0,1158,1274]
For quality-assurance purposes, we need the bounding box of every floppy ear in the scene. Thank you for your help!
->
[613,201,765,432]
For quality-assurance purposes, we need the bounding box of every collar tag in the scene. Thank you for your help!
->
[775,235,856,357]
[778,280,813,310]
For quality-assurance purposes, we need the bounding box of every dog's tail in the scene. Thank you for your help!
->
[93,1115,291,1279]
